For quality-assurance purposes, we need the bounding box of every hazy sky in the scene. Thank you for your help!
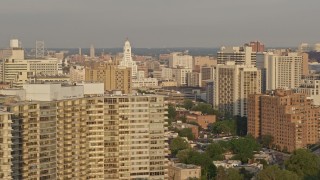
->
[1,0,319,48]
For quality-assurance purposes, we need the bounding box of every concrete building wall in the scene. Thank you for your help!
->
[78,82,104,95]
[23,84,84,101]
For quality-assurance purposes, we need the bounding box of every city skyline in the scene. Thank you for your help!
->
[1,0,320,48]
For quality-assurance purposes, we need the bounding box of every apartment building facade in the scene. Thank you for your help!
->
[85,63,132,94]
[0,93,168,180]
[169,52,193,69]
[214,61,261,117]
[217,46,255,66]
[247,90,320,152]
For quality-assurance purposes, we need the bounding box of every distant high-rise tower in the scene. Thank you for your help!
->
[246,41,265,52]
[36,40,45,58]
[217,46,255,66]
[119,39,138,78]
[90,44,95,58]
[79,47,82,56]
[214,61,261,117]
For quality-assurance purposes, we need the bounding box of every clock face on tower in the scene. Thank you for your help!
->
[127,49,130,52]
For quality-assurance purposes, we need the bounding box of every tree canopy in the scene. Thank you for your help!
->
[205,142,225,160]
[256,165,300,180]
[168,104,177,120]
[260,134,274,148]
[216,167,243,180]
[178,128,195,140]
[285,149,320,179]
[169,137,189,156]
[191,103,215,115]
[177,149,216,180]
[183,99,194,110]
[229,135,261,163]
[211,120,236,136]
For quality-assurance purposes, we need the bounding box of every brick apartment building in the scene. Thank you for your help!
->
[248,89,320,152]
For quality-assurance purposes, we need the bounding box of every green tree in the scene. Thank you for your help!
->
[260,135,274,148]
[168,104,177,120]
[256,159,268,167]
[176,149,191,162]
[205,142,225,160]
[216,166,227,180]
[183,99,194,110]
[285,149,320,179]
[226,168,244,180]
[191,103,214,115]
[216,167,244,180]
[256,165,300,180]
[178,128,195,140]
[177,149,216,179]
[211,120,236,136]
[169,137,189,156]
[239,168,254,180]
[229,135,261,163]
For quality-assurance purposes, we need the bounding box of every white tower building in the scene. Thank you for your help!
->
[119,39,138,78]
[90,44,95,58]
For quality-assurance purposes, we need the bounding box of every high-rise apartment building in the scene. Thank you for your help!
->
[0,111,12,180]
[217,46,255,66]
[103,95,168,180]
[85,63,132,94]
[90,44,95,58]
[187,72,201,87]
[70,65,86,82]
[119,39,138,78]
[245,41,265,52]
[161,68,173,80]
[172,68,192,86]
[0,88,168,179]
[2,101,57,180]
[248,90,320,152]
[214,61,261,117]
[201,66,216,87]
[169,52,193,69]
[193,56,216,72]
[301,52,309,76]
[206,80,215,106]
[264,53,302,90]
[296,79,320,105]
